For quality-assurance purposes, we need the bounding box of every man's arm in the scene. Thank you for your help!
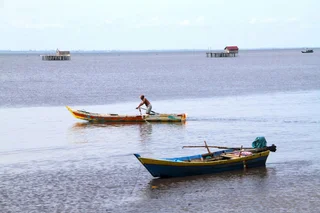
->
[136,100,145,109]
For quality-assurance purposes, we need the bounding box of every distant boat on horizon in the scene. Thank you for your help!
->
[301,48,314,53]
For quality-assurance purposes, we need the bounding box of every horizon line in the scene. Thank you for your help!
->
[0,46,318,53]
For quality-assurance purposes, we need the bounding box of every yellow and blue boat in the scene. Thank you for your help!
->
[134,138,276,178]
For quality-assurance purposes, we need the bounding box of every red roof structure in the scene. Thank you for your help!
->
[224,46,239,51]
[56,49,70,56]
[224,46,239,54]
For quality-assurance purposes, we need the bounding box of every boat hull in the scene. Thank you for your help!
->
[134,151,270,178]
[66,106,187,122]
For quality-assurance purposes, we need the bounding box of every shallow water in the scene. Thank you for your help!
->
[1,50,320,212]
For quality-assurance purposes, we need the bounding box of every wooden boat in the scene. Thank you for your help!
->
[301,49,313,53]
[134,138,276,178]
[66,106,187,122]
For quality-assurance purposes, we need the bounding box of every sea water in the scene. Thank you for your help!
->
[1,49,320,213]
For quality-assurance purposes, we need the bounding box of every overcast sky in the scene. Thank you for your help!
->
[0,0,319,50]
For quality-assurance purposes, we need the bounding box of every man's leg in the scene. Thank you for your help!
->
[146,105,152,114]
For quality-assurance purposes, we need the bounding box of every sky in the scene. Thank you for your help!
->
[0,0,319,50]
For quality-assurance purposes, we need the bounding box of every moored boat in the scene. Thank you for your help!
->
[134,137,276,178]
[301,49,313,53]
[66,106,187,122]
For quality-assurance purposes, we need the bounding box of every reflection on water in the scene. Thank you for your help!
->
[148,167,269,187]
[139,167,270,201]
[138,123,153,142]
[71,121,187,129]
[71,121,145,129]
[68,121,187,144]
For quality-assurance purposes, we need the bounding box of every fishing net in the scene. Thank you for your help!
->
[252,136,267,148]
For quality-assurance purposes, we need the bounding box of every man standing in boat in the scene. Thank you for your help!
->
[136,95,152,114]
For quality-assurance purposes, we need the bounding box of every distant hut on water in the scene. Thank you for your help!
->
[41,48,71,61]
[206,45,239,58]
[56,49,70,56]
[224,46,239,54]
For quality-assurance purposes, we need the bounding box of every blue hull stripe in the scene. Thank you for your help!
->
[143,156,268,178]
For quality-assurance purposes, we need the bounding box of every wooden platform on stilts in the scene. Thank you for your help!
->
[206,52,236,58]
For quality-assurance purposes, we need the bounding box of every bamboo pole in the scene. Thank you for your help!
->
[203,141,211,154]
[182,144,277,152]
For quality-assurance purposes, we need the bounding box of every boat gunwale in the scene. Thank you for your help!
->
[135,150,270,167]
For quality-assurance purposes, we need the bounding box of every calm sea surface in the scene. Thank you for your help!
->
[1,49,320,213]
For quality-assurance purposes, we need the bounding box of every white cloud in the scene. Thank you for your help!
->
[12,20,64,29]
[133,17,161,28]
[104,19,113,24]
[300,23,314,29]
[249,18,257,24]
[179,17,209,27]
[149,17,160,25]
[196,16,205,22]
[179,20,190,26]
[286,17,298,23]
[261,18,277,23]
[249,17,287,24]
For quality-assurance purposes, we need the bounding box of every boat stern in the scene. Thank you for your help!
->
[66,106,77,118]
[66,106,90,121]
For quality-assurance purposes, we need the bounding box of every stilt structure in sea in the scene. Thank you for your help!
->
[41,49,71,61]
[206,46,239,58]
